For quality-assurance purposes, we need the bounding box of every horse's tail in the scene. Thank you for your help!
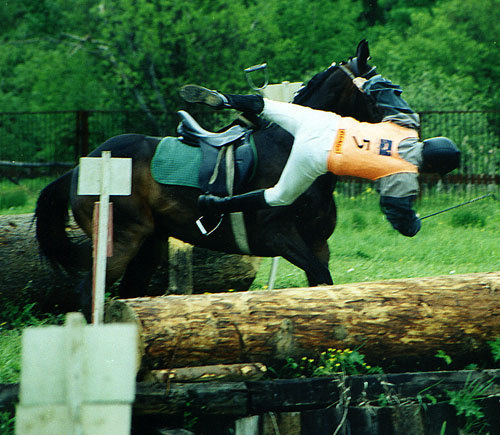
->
[35,171,90,272]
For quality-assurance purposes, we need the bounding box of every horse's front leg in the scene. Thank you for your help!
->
[265,225,333,286]
[305,239,332,286]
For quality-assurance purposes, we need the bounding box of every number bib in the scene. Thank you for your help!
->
[327,117,419,180]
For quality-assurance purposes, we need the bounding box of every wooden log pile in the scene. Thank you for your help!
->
[3,370,500,433]
[105,271,500,372]
[0,214,259,313]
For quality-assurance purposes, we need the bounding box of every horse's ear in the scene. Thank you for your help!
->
[356,39,370,67]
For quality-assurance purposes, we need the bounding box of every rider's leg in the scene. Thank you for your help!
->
[179,85,329,136]
[198,136,328,214]
[260,99,335,137]
[180,84,341,140]
[198,189,269,215]
[180,85,264,113]
[183,85,340,214]
[198,123,335,213]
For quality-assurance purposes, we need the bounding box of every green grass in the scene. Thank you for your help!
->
[252,190,500,289]
[0,330,22,384]
[0,177,53,215]
[0,330,21,435]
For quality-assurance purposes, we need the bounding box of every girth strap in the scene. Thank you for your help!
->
[224,144,251,255]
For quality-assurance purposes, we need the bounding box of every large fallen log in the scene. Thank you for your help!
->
[105,271,500,371]
[0,214,259,314]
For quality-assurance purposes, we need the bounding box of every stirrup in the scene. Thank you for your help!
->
[196,215,224,236]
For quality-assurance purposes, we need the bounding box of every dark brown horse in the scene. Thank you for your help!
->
[35,40,381,319]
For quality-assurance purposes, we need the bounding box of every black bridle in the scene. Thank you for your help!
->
[338,59,377,80]
[293,60,377,105]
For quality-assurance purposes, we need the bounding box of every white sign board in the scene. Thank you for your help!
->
[16,313,137,435]
[78,156,132,196]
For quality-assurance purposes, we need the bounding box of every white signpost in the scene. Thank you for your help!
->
[16,152,136,434]
[77,151,132,324]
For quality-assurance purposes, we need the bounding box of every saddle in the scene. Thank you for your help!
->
[176,110,257,196]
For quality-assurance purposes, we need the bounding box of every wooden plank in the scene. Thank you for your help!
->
[4,370,500,416]
[144,363,268,383]
[348,369,500,402]
[134,382,248,416]
[135,369,500,416]
[18,316,137,404]
[248,378,340,413]
[15,404,132,435]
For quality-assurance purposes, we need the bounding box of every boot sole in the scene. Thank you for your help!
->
[179,85,224,108]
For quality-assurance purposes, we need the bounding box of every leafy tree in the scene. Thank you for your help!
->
[370,0,500,110]
[0,0,498,118]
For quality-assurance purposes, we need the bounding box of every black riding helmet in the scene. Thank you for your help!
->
[421,137,461,174]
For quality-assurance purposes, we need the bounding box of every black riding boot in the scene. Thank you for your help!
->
[198,189,270,215]
[180,85,264,114]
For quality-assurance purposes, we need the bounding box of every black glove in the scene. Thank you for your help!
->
[380,195,421,237]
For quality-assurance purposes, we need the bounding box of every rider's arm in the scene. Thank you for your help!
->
[356,75,420,130]
[380,195,421,237]
[375,171,421,237]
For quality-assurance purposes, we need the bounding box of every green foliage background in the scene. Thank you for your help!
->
[0,0,498,118]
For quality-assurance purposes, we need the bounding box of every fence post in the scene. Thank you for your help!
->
[76,110,90,160]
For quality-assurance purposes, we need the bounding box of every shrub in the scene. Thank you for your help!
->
[450,210,486,228]
[0,188,28,209]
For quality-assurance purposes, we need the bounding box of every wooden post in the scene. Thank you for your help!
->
[92,151,111,324]
[77,151,132,324]
[92,201,114,323]
[75,110,89,159]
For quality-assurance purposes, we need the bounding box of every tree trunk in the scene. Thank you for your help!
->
[104,272,500,371]
[0,213,84,314]
[0,214,259,314]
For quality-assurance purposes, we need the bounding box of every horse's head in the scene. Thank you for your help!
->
[293,40,382,123]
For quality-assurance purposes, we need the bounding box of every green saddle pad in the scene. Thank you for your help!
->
[151,136,202,188]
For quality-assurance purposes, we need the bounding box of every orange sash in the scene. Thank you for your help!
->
[327,117,419,180]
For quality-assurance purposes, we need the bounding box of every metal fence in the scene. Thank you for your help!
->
[0,109,498,194]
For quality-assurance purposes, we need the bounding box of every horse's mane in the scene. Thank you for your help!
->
[292,65,337,105]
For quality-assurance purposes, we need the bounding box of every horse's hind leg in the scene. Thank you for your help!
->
[73,232,159,322]
[73,211,156,322]
[118,234,165,299]
[75,273,93,322]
